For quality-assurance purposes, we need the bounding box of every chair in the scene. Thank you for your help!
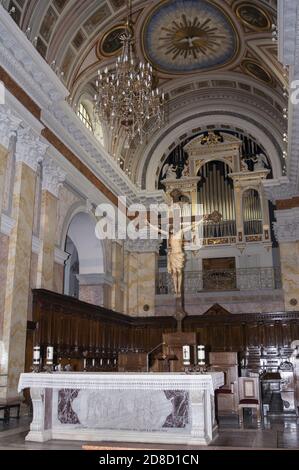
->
[209,353,239,416]
[238,377,261,426]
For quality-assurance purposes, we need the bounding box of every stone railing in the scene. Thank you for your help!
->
[156,267,282,295]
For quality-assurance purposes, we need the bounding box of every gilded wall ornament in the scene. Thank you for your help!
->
[236,3,271,31]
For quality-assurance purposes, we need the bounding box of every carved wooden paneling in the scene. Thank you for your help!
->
[27,291,299,371]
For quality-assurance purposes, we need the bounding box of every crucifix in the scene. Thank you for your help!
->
[148,203,203,331]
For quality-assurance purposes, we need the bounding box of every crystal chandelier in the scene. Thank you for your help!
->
[94,0,165,144]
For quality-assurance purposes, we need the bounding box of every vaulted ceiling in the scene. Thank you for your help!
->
[9,0,286,189]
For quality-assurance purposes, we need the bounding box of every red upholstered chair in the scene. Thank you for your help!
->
[238,377,261,426]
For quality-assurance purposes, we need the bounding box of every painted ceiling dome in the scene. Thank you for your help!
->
[142,0,239,74]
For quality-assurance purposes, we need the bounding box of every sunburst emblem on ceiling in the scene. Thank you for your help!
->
[143,0,238,74]
[159,13,227,60]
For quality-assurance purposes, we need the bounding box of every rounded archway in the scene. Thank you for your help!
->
[63,212,106,301]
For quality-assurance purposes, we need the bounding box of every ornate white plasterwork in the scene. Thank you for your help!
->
[273,207,299,242]
[15,127,48,172]
[263,177,298,202]
[42,157,66,198]
[0,105,22,149]
[0,6,68,108]
[43,103,141,205]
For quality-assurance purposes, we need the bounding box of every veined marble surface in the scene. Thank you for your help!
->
[18,372,224,445]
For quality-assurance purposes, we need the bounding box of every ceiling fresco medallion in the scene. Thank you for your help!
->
[241,59,273,85]
[142,0,239,74]
[235,2,271,31]
[97,24,131,58]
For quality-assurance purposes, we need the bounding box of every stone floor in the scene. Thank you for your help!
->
[0,413,299,450]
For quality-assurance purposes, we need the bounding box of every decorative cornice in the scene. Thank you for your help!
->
[134,190,168,208]
[0,6,68,109]
[15,127,48,171]
[54,247,70,265]
[273,207,299,243]
[0,105,22,149]
[43,103,138,205]
[42,157,66,198]
[263,177,298,203]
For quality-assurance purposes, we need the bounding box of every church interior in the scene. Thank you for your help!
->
[1,0,299,451]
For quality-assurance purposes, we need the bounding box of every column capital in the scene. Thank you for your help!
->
[42,157,66,197]
[15,128,48,172]
[0,106,22,149]
[273,208,299,243]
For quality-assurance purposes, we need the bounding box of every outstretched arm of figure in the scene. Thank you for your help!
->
[181,218,204,234]
[146,220,169,237]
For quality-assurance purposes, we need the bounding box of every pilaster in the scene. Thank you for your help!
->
[1,128,47,400]
[36,158,65,290]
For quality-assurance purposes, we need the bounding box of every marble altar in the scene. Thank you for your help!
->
[18,372,224,445]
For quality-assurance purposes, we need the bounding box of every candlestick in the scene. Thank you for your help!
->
[197,345,205,365]
[46,346,54,365]
[33,346,40,365]
[183,345,191,366]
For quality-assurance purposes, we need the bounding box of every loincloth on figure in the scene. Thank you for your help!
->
[167,251,185,273]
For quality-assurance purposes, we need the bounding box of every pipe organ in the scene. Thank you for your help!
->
[161,131,272,248]
[159,131,275,297]
[198,161,236,238]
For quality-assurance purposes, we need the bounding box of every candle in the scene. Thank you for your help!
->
[33,346,40,365]
[183,345,191,365]
[83,359,87,370]
[46,346,54,365]
[92,359,95,367]
[197,345,205,364]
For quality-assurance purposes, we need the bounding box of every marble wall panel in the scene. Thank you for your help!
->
[280,242,299,311]
[0,233,9,339]
[53,262,64,294]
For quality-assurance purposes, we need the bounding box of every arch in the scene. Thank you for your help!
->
[138,108,282,190]
[65,211,106,275]
[76,92,107,148]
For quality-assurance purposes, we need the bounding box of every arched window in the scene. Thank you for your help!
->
[77,103,93,132]
[243,189,262,235]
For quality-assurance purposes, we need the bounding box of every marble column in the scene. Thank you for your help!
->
[1,128,47,400]
[274,208,299,311]
[36,158,65,290]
